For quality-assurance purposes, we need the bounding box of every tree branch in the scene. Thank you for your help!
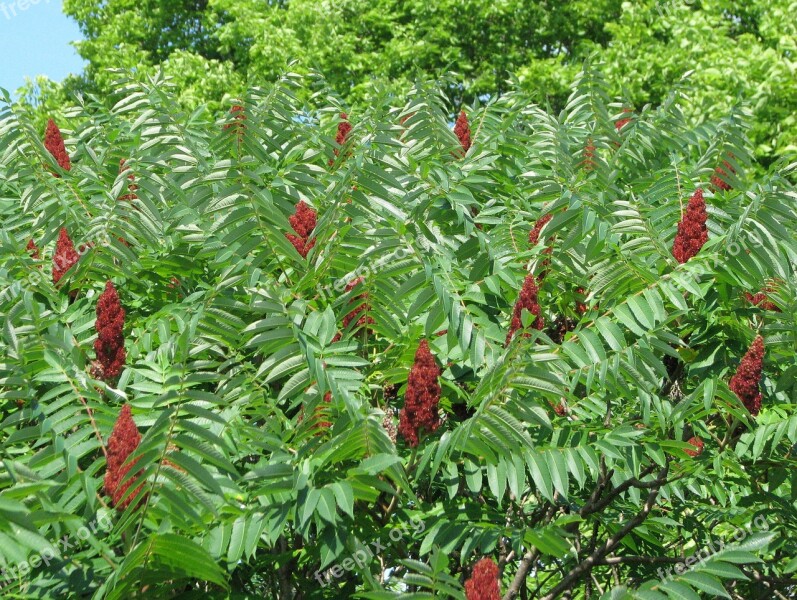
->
[538,464,669,600]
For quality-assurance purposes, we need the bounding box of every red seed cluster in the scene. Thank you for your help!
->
[711,156,735,192]
[398,340,442,447]
[94,281,126,381]
[104,404,143,510]
[118,159,139,202]
[506,274,544,345]
[286,200,317,258]
[684,436,704,457]
[26,239,40,259]
[454,111,471,154]
[464,557,501,600]
[44,119,71,174]
[729,335,764,417]
[342,277,375,330]
[672,188,708,263]
[52,227,80,284]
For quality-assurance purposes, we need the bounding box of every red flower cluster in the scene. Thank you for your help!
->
[729,335,764,417]
[672,188,708,263]
[286,200,317,258]
[342,277,375,330]
[711,156,735,192]
[684,436,704,457]
[398,340,441,447]
[118,159,139,202]
[464,557,501,600]
[94,281,126,381]
[454,111,471,154]
[104,404,143,510]
[52,227,80,284]
[44,119,71,174]
[506,274,544,345]
[26,239,40,259]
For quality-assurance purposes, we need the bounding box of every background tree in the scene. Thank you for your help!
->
[31,0,795,166]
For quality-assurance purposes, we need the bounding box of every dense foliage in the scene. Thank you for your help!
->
[1,69,797,599]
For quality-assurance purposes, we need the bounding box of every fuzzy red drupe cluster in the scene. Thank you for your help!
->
[286,200,317,258]
[729,335,765,417]
[528,213,553,247]
[335,112,351,146]
[398,340,441,447]
[672,188,708,263]
[583,138,596,171]
[745,283,780,312]
[529,212,554,279]
[328,112,352,165]
[52,228,80,285]
[341,276,374,330]
[454,111,471,154]
[118,159,139,202]
[223,104,246,144]
[104,404,143,510]
[711,155,735,192]
[298,391,332,431]
[44,119,71,174]
[464,557,501,600]
[506,274,544,345]
[26,239,40,259]
[94,281,126,381]
[615,108,633,131]
[685,436,704,457]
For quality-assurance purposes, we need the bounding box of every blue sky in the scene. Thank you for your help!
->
[0,0,84,95]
